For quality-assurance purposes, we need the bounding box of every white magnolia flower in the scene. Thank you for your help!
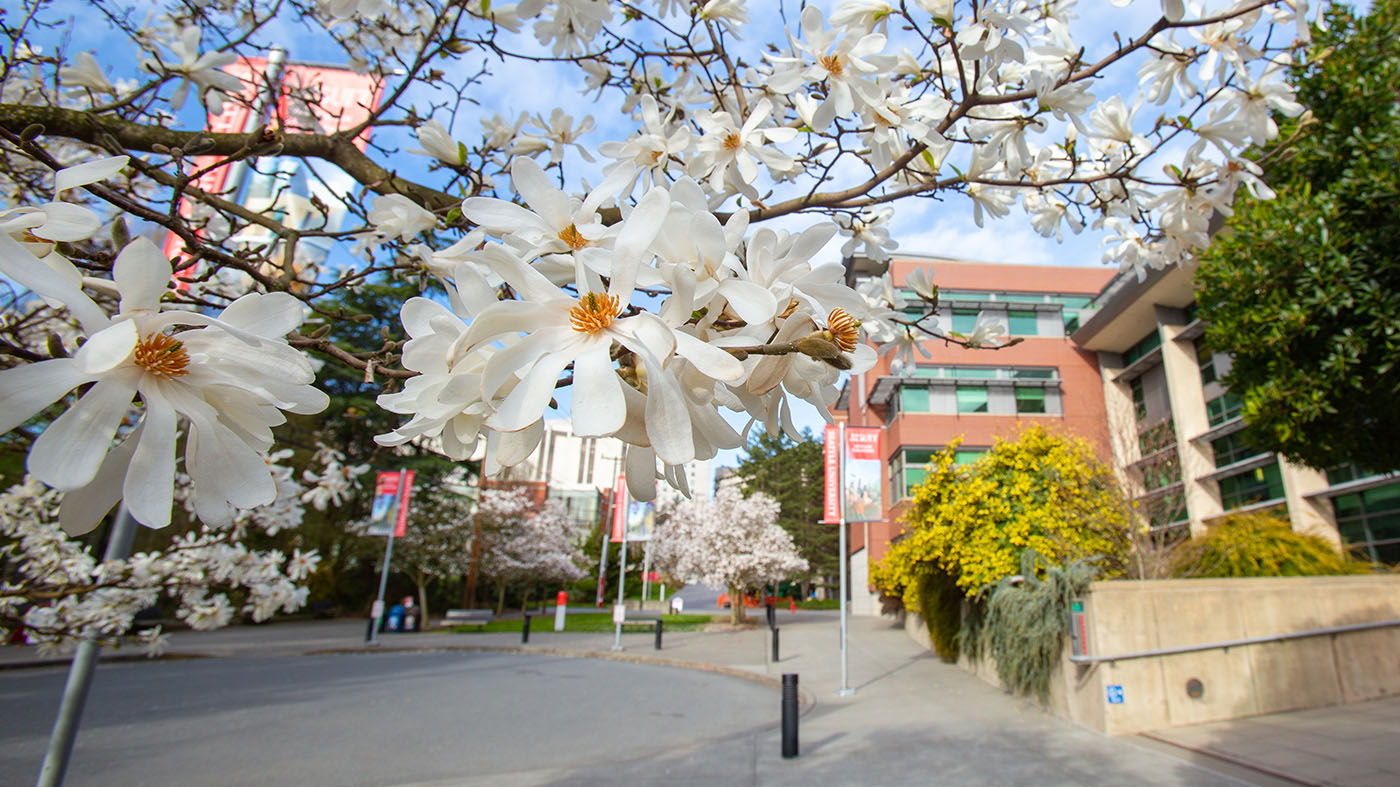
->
[142,25,242,113]
[368,194,437,241]
[765,6,894,132]
[966,311,1009,348]
[836,209,899,262]
[409,119,465,165]
[58,52,116,93]
[689,99,797,193]
[0,237,327,532]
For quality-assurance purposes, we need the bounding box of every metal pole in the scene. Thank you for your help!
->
[37,504,140,787]
[612,506,628,651]
[521,614,531,644]
[836,421,853,696]
[368,469,406,646]
[781,673,799,758]
[641,541,651,603]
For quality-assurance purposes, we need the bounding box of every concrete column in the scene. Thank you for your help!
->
[1279,459,1339,547]
[1096,351,1140,492]
[1156,306,1222,537]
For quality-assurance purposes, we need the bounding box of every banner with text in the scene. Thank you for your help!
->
[843,427,884,523]
[366,470,415,537]
[822,425,841,523]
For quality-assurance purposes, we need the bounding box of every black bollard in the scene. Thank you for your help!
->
[772,626,780,662]
[522,613,531,644]
[781,673,799,758]
[766,602,776,630]
[654,620,663,650]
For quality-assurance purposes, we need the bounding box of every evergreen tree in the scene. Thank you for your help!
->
[736,429,834,597]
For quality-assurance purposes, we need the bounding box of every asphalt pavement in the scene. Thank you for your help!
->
[2,599,1392,785]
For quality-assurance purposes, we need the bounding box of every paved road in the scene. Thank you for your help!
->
[0,651,775,786]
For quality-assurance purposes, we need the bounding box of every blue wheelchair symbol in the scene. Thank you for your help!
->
[1106,685,1125,704]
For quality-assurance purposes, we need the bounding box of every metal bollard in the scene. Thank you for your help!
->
[781,673,799,758]
[766,602,776,630]
[772,626,780,662]
[654,620,663,650]
[522,613,531,644]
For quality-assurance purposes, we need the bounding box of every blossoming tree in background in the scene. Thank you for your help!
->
[0,0,1315,638]
[651,487,808,624]
[483,498,585,614]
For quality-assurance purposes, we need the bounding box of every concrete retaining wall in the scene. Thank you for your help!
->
[903,576,1400,735]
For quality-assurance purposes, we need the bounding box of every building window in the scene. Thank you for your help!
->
[1211,432,1264,468]
[900,386,929,413]
[1205,391,1244,427]
[952,308,978,333]
[892,448,986,499]
[956,386,988,413]
[1015,387,1046,414]
[1197,343,1217,386]
[1130,376,1147,422]
[1334,482,1400,564]
[1218,462,1285,511]
[1008,310,1039,336]
[1123,329,1162,366]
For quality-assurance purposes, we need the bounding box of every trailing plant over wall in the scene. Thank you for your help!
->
[873,425,1131,610]
[961,551,1097,703]
[915,569,964,664]
[1172,512,1367,578]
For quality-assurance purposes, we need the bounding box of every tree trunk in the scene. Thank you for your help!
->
[729,583,747,625]
[462,514,484,608]
[495,579,506,617]
[417,580,431,631]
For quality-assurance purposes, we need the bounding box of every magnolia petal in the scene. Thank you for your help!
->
[0,233,109,334]
[570,343,625,437]
[59,424,141,536]
[114,238,171,314]
[608,187,669,304]
[31,203,101,242]
[75,319,137,375]
[495,418,543,467]
[674,332,744,383]
[625,444,658,502]
[633,347,694,465]
[477,242,562,304]
[28,370,138,489]
[123,383,178,528]
[217,292,305,337]
[54,155,128,194]
[510,157,571,229]
[462,197,546,235]
[485,350,572,433]
[0,358,91,434]
[717,279,778,325]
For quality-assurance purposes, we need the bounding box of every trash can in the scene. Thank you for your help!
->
[387,603,405,632]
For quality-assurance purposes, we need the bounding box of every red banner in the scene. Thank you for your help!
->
[822,425,840,523]
[367,470,415,537]
[162,57,383,279]
[609,474,627,542]
[843,427,883,523]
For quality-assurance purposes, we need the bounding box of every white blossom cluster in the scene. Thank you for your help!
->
[0,474,322,655]
[0,0,1317,634]
[650,487,808,595]
[486,497,586,583]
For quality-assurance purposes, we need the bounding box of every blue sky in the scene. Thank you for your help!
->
[25,0,1325,480]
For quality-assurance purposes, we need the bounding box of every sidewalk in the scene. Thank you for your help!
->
[5,609,1395,785]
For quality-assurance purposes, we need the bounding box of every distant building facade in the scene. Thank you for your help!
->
[834,254,1117,613]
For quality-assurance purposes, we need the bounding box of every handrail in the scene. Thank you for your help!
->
[1068,618,1400,664]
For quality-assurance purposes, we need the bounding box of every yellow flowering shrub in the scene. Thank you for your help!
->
[875,425,1132,607]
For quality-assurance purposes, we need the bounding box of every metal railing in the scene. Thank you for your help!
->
[1068,618,1400,665]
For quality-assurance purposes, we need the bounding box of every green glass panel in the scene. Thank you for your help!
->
[1012,369,1054,379]
[905,467,927,490]
[1008,310,1038,336]
[943,290,992,301]
[900,386,929,412]
[905,449,936,464]
[953,367,998,378]
[1001,294,1046,302]
[1333,492,1365,519]
[1063,313,1080,333]
[1124,329,1162,365]
[1055,295,1093,308]
[952,309,978,333]
[953,449,985,465]
[1016,387,1046,414]
[1362,483,1400,509]
[957,387,988,413]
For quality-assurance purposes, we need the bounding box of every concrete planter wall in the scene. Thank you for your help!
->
[904,575,1400,735]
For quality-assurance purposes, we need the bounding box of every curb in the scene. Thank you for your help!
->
[0,652,213,672]
[304,644,819,713]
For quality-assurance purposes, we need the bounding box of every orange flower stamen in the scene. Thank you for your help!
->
[826,308,860,353]
[133,333,190,378]
[569,292,621,335]
[558,223,589,251]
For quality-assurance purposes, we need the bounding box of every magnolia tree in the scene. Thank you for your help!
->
[385,479,477,626]
[484,498,585,613]
[0,0,1314,634]
[651,487,807,623]
[0,445,362,653]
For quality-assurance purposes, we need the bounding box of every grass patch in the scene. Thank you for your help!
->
[795,599,840,610]
[448,613,715,634]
